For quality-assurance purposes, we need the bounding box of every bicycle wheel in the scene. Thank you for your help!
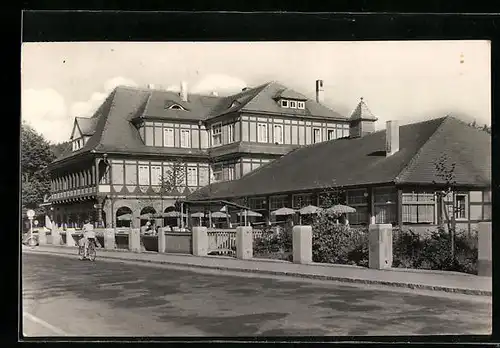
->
[88,243,96,261]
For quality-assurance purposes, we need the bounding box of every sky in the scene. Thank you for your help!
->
[21,41,491,144]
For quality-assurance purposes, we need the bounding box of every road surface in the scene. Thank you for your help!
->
[22,252,491,337]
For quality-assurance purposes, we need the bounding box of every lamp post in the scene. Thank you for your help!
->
[26,209,35,246]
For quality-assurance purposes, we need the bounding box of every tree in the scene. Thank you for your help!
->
[433,153,457,261]
[49,140,71,158]
[159,159,187,195]
[21,123,55,210]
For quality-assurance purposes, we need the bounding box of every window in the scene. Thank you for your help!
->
[402,192,435,223]
[257,123,268,143]
[273,125,283,144]
[455,194,467,220]
[292,194,313,209]
[138,165,150,186]
[212,165,223,182]
[125,165,137,185]
[249,197,266,210]
[289,101,297,108]
[313,128,321,143]
[180,129,190,148]
[212,123,222,146]
[342,128,350,138]
[228,123,235,143]
[346,189,368,205]
[281,100,288,108]
[298,101,305,109]
[145,126,154,146]
[373,187,397,224]
[346,189,369,225]
[111,163,124,185]
[163,128,174,147]
[150,165,162,186]
[270,195,288,210]
[187,167,198,186]
[327,129,335,140]
[199,167,209,186]
[168,104,185,110]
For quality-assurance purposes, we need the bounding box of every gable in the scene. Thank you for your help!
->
[69,119,82,140]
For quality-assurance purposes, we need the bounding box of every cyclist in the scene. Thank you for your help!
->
[81,219,96,260]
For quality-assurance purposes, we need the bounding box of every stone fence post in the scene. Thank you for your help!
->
[52,227,61,245]
[236,226,253,259]
[38,228,47,245]
[478,222,492,277]
[368,224,393,269]
[66,230,76,247]
[292,225,312,264]
[129,228,141,253]
[104,228,116,250]
[192,227,208,256]
[158,227,166,253]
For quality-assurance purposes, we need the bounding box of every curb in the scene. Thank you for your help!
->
[25,248,492,297]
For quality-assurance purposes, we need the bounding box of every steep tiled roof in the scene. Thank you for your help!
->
[396,117,491,186]
[275,88,308,101]
[242,82,346,120]
[141,89,222,121]
[350,98,378,121]
[51,81,348,164]
[75,117,98,136]
[187,116,491,200]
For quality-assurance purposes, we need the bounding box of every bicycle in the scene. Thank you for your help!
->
[78,238,97,261]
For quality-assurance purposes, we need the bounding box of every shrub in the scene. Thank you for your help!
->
[253,225,293,260]
[311,210,368,265]
[393,227,478,275]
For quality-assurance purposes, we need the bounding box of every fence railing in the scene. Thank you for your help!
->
[207,229,236,255]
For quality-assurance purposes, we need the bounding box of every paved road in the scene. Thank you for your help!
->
[22,252,491,337]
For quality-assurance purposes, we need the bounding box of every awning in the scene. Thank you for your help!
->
[117,213,132,221]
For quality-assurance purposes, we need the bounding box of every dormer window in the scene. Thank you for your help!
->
[230,100,241,109]
[281,100,288,108]
[289,101,297,108]
[72,138,85,151]
[168,104,186,110]
[298,101,305,109]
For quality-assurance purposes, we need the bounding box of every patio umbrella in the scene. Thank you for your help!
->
[191,212,205,225]
[159,211,187,218]
[236,210,262,217]
[271,207,297,216]
[299,205,322,215]
[326,204,356,215]
[210,211,230,219]
[117,213,132,221]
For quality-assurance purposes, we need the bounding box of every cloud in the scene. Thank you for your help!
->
[21,88,71,144]
[190,74,247,96]
[70,76,138,118]
[103,76,138,93]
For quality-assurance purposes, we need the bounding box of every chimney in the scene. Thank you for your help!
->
[180,81,188,102]
[315,79,324,103]
[385,120,400,156]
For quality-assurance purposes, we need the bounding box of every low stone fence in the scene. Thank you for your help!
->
[37,222,492,277]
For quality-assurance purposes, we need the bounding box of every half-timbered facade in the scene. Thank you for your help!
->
[47,80,358,228]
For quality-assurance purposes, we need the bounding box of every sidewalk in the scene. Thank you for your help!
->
[24,245,492,296]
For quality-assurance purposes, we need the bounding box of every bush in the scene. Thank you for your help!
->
[253,225,293,261]
[393,227,478,275]
[311,210,368,265]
